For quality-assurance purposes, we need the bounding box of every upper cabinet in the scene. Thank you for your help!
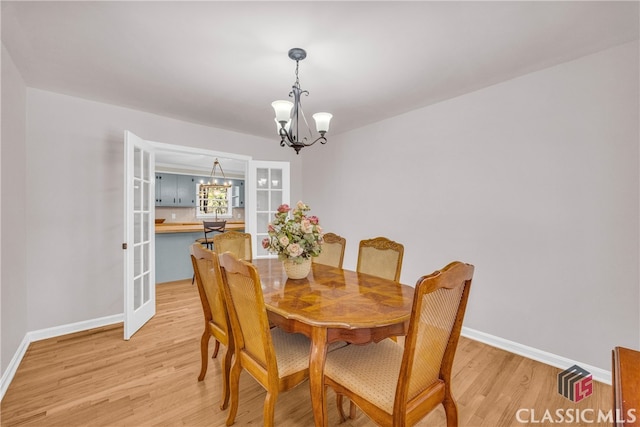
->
[155,173,244,210]
[231,180,245,208]
[155,173,196,207]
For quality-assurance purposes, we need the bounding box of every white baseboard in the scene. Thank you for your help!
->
[462,326,611,385]
[0,313,123,401]
[0,334,31,401]
[27,314,123,343]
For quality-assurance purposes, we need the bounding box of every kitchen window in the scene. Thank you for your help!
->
[196,182,232,219]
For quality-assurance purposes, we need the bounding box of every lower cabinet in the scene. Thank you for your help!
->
[155,231,202,283]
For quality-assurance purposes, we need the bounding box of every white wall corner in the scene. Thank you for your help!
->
[461,327,611,385]
[0,313,123,401]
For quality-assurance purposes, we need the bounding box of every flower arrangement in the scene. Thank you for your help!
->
[262,201,323,263]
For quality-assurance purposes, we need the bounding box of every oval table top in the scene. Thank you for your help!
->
[253,258,414,330]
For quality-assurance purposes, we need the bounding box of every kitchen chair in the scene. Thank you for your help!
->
[195,220,227,250]
[192,221,227,284]
[189,243,232,410]
[212,231,252,261]
[324,261,475,427]
[357,236,404,282]
[313,232,346,268]
[219,252,311,427]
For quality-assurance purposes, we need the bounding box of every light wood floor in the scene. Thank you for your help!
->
[1,280,612,426]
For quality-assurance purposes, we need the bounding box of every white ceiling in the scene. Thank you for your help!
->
[2,1,638,153]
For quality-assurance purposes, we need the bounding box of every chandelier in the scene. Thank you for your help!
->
[272,48,333,155]
[206,158,231,188]
[199,158,232,220]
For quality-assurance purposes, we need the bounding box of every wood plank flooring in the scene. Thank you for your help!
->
[1,280,612,426]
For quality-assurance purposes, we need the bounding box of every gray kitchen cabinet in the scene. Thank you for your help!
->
[155,173,197,207]
[231,179,245,208]
[176,175,196,206]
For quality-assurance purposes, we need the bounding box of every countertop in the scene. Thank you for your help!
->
[155,221,245,234]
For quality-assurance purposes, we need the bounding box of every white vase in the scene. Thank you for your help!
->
[282,258,311,279]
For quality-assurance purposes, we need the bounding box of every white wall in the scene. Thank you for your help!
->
[23,89,302,333]
[303,41,640,371]
[1,45,28,374]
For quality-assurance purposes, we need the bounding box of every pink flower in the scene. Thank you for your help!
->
[277,204,290,213]
[268,224,275,232]
[309,216,319,225]
[279,235,290,247]
[300,219,313,234]
[287,243,303,257]
[261,237,270,249]
[296,201,307,210]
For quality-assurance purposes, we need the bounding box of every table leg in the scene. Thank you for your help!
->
[309,327,329,427]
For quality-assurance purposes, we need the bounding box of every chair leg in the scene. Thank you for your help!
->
[219,344,233,410]
[212,340,220,359]
[336,394,347,423]
[198,330,211,381]
[442,397,459,427]
[263,389,278,427]
[225,358,242,426]
[349,400,357,419]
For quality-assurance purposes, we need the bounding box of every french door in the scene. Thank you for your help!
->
[246,160,290,259]
[123,131,156,340]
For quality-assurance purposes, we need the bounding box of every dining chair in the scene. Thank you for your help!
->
[218,252,311,427]
[313,232,346,268]
[189,243,232,410]
[357,236,404,282]
[195,220,227,250]
[212,231,252,261]
[324,261,475,427]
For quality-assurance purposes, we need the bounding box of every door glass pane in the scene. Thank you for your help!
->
[257,168,268,188]
[134,213,142,244]
[134,179,141,211]
[143,242,149,273]
[270,190,282,209]
[143,181,149,211]
[143,272,150,304]
[134,147,142,179]
[257,235,269,257]
[134,277,142,309]
[257,190,268,211]
[143,151,150,179]
[257,212,270,232]
[142,213,149,242]
[270,168,282,189]
[134,245,141,277]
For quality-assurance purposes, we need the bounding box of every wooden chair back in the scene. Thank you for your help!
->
[218,252,310,427]
[189,243,232,409]
[357,237,404,282]
[395,261,474,424]
[219,252,274,375]
[324,261,474,426]
[212,231,252,261]
[313,232,346,268]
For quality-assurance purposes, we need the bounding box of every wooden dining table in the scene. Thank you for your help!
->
[253,258,415,427]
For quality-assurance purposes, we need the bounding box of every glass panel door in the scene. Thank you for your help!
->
[124,131,155,340]
[246,161,290,259]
